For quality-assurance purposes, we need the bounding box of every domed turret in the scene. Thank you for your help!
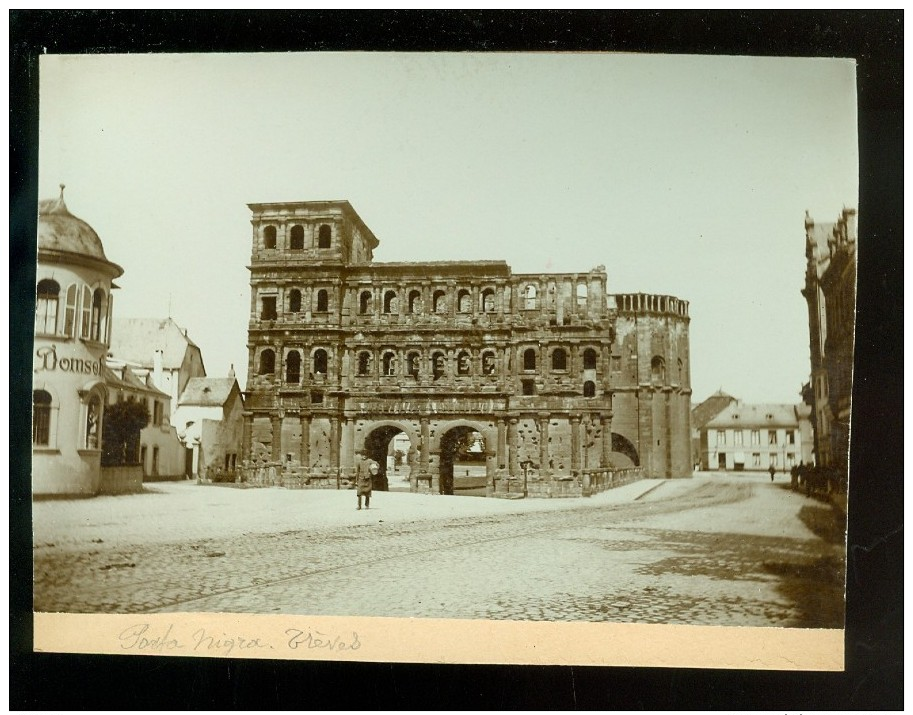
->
[37,185,122,276]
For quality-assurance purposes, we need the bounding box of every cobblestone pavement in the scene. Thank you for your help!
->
[33,476,846,627]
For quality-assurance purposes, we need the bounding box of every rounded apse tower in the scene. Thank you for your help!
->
[610,293,692,477]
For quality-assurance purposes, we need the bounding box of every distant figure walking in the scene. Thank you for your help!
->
[768,464,776,482]
[356,454,378,510]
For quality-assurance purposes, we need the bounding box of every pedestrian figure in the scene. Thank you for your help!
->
[356,454,377,510]
[768,464,776,482]
[790,464,799,491]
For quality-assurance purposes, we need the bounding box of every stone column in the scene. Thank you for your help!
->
[329,416,340,470]
[497,418,507,470]
[299,413,311,469]
[508,417,520,477]
[420,416,430,473]
[601,411,613,468]
[570,415,581,473]
[343,416,355,475]
[538,414,550,476]
[270,414,282,462]
[242,413,254,463]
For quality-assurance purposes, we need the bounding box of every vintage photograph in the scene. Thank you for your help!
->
[30,51,856,665]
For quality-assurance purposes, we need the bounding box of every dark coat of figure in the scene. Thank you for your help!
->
[356,456,377,510]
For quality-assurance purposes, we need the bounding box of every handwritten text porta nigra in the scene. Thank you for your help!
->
[117,623,361,656]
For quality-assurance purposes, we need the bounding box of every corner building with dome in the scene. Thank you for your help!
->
[242,200,692,495]
[32,188,123,495]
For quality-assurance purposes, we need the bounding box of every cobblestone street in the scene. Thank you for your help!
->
[33,475,846,628]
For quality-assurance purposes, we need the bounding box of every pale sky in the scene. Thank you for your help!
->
[38,52,858,404]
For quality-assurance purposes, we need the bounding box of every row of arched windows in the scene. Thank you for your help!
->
[521,347,599,372]
[262,223,332,251]
[357,287,499,316]
[35,279,110,343]
[285,289,330,314]
[520,282,589,310]
[256,345,609,383]
[259,284,601,321]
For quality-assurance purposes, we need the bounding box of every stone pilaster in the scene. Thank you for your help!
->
[299,413,311,468]
[329,416,340,470]
[497,418,507,470]
[538,414,550,476]
[420,416,430,473]
[270,414,282,462]
[570,414,581,473]
[601,411,613,468]
[508,417,520,477]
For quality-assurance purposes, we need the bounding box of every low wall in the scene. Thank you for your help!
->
[99,465,143,495]
[235,464,353,490]
[143,473,187,483]
[233,463,644,499]
[491,467,644,499]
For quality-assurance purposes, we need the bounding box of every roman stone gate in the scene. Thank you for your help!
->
[241,200,693,495]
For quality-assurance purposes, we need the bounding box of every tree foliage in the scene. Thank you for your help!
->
[101,400,150,466]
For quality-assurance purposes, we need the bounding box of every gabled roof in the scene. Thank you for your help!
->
[706,402,804,429]
[110,318,199,370]
[691,389,738,430]
[103,363,170,398]
[178,377,239,407]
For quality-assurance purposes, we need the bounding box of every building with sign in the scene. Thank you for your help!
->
[32,188,123,495]
[242,200,692,494]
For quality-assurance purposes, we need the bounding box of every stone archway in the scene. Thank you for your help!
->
[363,424,415,491]
[438,425,487,496]
[609,432,640,468]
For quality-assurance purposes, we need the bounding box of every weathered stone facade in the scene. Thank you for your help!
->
[802,208,856,469]
[242,200,692,494]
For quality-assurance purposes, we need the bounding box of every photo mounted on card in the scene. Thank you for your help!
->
[32,51,855,670]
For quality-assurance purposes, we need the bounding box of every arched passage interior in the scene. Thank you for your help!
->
[609,432,640,468]
[363,425,414,491]
[438,426,486,496]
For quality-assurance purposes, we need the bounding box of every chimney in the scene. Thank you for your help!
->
[153,349,164,389]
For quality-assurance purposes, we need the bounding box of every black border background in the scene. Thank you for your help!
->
[10,11,902,710]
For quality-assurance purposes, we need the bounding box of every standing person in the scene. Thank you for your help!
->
[768,464,776,482]
[356,453,377,510]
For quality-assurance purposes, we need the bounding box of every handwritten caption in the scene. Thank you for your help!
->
[117,623,361,657]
